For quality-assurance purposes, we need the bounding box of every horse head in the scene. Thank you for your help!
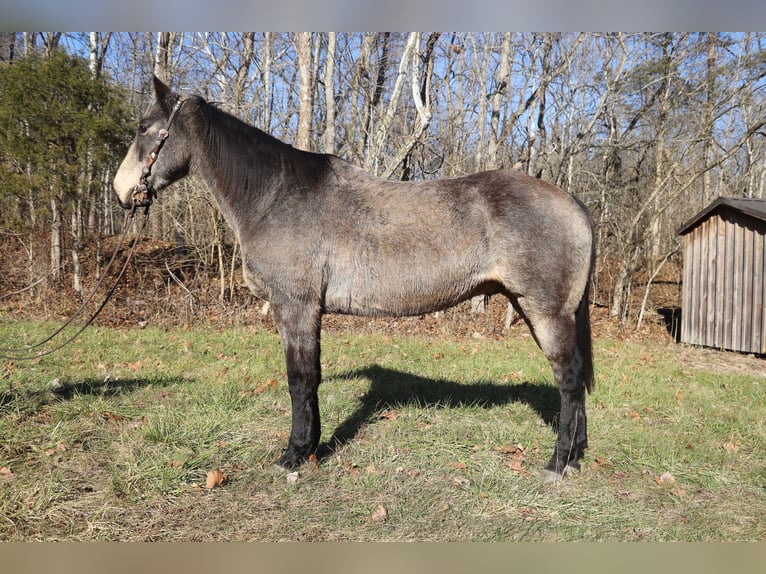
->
[113,75,192,210]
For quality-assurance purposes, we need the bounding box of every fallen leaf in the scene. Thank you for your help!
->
[127,361,142,371]
[0,466,12,476]
[654,471,676,485]
[205,468,228,489]
[308,454,319,471]
[448,461,467,470]
[167,460,184,469]
[723,441,740,453]
[493,444,525,455]
[103,411,126,423]
[628,410,641,421]
[254,378,279,394]
[346,464,361,477]
[674,389,683,404]
[380,409,399,421]
[370,505,388,523]
[494,443,526,472]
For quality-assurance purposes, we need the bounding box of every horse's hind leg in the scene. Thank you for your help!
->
[519,309,588,479]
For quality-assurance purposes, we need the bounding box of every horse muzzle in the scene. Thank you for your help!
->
[129,184,155,210]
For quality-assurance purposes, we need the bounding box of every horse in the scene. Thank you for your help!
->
[114,76,595,480]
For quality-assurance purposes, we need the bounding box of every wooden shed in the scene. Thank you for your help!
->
[677,197,766,354]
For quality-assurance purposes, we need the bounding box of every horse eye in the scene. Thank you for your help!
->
[138,123,148,135]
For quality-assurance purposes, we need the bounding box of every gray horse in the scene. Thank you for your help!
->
[114,76,595,480]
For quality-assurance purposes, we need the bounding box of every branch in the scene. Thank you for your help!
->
[371,32,420,175]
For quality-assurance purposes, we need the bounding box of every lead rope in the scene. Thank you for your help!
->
[1,96,187,361]
[0,209,150,361]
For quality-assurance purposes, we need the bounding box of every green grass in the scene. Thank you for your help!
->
[1,321,764,540]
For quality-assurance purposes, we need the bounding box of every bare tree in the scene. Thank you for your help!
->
[487,32,512,170]
[294,32,313,151]
[322,32,337,154]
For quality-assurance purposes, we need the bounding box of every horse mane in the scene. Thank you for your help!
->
[191,97,334,201]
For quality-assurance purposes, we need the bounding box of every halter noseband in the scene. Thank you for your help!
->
[130,96,187,213]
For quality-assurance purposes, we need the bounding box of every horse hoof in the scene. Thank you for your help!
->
[540,468,564,482]
[273,462,291,475]
[277,448,311,470]
[540,464,577,482]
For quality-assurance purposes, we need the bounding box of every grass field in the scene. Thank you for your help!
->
[1,320,764,541]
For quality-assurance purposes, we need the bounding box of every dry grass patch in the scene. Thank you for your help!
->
[1,321,764,540]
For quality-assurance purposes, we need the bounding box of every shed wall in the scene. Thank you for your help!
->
[680,209,766,354]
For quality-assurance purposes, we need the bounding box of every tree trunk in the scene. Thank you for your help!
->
[150,32,177,239]
[294,32,313,151]
[487,32,511,170]
[346,33,374,165]
[472,33,491,172]
[260,33,273,131]
[322,32,337,154]
[369,32,418,176]
[71,204,82,296]
[233,32,255,112]
[50,195,61,283]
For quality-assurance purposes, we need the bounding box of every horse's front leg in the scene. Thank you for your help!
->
[270,294,323,469]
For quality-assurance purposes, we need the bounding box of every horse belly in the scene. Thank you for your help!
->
[323,256,490,317]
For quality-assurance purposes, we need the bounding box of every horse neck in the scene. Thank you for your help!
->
[189,101,330,232]
[187,103,280,229]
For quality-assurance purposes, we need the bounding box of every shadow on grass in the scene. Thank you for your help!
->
[317,364,559,461]
[0,376,189,414]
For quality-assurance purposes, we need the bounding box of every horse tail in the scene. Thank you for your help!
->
[576,243,595,394]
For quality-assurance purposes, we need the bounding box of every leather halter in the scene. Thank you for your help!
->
[130,96,187,213]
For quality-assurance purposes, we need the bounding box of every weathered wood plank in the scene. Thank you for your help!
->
[753,229,764,353]
[697,219,712,345]
[723,216,736,350]
[732,220,744,352]
[742,223,754,352]
[681,233,692,344]
[715,214,727,349]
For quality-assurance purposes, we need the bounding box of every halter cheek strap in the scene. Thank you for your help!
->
[131,96,188,213]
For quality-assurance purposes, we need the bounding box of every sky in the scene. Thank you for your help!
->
[2,0,766,32]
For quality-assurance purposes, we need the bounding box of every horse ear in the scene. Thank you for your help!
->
[151,75,176,112]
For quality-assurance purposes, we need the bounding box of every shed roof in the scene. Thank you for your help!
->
[677,197,766,235]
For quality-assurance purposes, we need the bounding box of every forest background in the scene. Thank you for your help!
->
[1,32,765,332]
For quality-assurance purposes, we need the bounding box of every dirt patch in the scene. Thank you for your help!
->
[674,344,765,379]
